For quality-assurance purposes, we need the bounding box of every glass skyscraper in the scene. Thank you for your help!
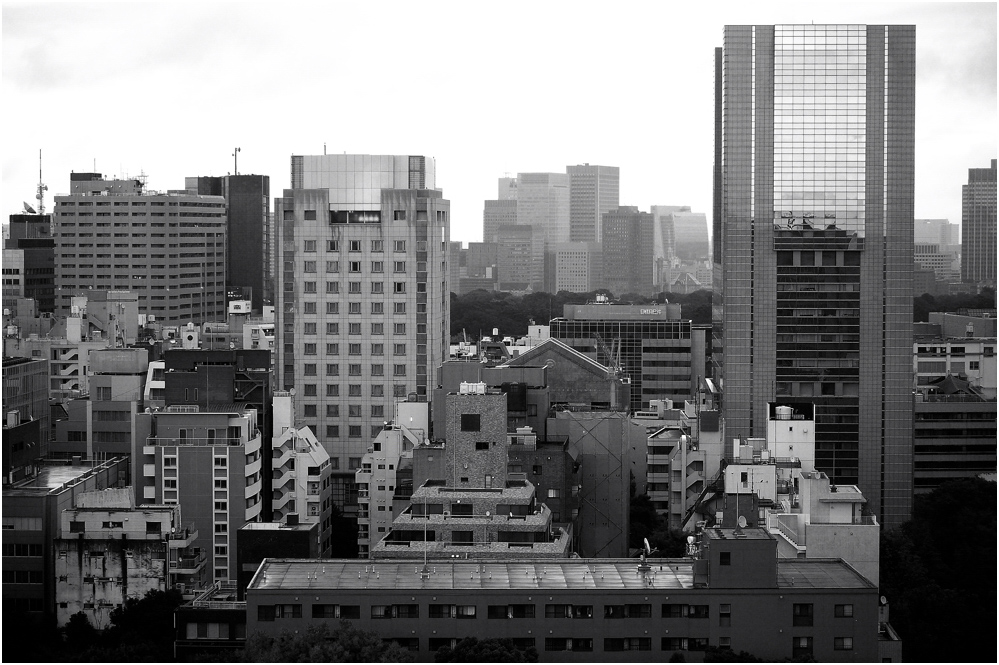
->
[713,25,915,526]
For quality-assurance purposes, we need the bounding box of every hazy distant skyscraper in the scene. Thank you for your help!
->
[602,206,655,296]
[567,164,620,243]
[961,159,997,286]
[482,199,517,244]
[714,25,915,526]
[275,154,450,512]
[516,172,570,244]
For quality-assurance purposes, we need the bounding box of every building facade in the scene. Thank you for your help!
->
[961,159,997,286]
[52,173,227,324]
[274,154,450,513]
[713,24,916,526]
[567,164,620,243]
[601,206,655,296]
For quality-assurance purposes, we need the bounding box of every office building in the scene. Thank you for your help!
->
[4,213,55,314]
[496,224,542,290]
[274,154,450,514]
[52,174,226,324]
[187,175,272,312]
[2,356,50,462]
[247,529,880,662]
[601,206,655,296]
[713,24,916,526]
[550,300,703,412]
[961,159,997,286]
[516,173,570,246]
[567,164,619,243]
[546,241,602,294]
[483,199,518,244]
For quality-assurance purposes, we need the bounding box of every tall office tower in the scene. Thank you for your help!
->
[601,206,655,296]
[672,211,711,261]
[275,154,450,513]
[482,199,517,243]
[187,175,272,311]
[546,242,602,294]
[517,172,571,245]
[496,224,543,290]
[714,25,915,526]
[5,213,55,313]
[498,176,518,200]
[567,164,620,243]
[961,159,997,286]
[914,218,958,246]
[53,174,227,324]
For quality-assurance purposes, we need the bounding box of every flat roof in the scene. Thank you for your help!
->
[249,557,873,593]
[5,465,95,493]
[240,521,316,532]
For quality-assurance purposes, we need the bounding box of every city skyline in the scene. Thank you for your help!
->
[3,2,995,245]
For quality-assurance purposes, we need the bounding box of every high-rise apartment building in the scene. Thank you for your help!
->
[713,25,915,526]
[567,164,620,243]
[53,174,227,324]
[961,159,997,286]
[274,154,450,513]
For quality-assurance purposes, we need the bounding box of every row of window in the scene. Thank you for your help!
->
[302,239,421,253]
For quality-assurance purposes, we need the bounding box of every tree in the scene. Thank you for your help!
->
[434,637,538,663]
[240,621,413,663]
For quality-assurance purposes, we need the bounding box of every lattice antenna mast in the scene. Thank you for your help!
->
[36,149,48,215]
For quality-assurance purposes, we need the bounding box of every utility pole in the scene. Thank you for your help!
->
[232,147,241,176]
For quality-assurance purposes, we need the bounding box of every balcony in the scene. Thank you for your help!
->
[167,525,198,548]
[147,436,243,447]
[170,550,208,575]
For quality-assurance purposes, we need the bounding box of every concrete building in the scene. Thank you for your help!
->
[961,159,997,286]
[4,332,109,402]
[546,241,602,294]
[567,164,619,244]
[137,404,264,585]
[246,530,880,662]
[173,581,247,659]
[54,488,201,626]
[2,456,129,623]
[713,24,916,527]
[5,212,55,314]
[517,173,571,246]
[496,224,542,291]
[52,173,227,324]
[270,391,333,554]
[236,520,320,600]
[550,300,704,412]
[601,206,655,296]
[372,385,571,559]
[274,154,450,515]
[2,356,50,459]
[914,336,997,398]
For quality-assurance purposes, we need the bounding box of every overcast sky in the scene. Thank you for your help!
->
[2,2,995,244]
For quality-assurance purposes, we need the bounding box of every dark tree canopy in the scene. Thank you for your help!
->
[239,621,413,663]
[879,478,997,663]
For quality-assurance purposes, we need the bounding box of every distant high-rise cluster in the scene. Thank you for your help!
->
[961,159,997,287]
[461,164,710,295]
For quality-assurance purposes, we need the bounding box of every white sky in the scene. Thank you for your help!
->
[2,1,995,245]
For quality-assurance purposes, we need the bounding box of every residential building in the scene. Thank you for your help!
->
[275,154,450,515]
[550,300,703,412]
[137,404,264,585]
[246,530,880,662]
[713,24,916,526]
[567,164,619,243]
[270,391,333,554]
[54,488,201,626]
[601,206,655,296]
[961,159,997,286]
[52,173,227,324]
[2,456,129,624]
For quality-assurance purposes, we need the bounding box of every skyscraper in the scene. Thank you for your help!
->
[961,159,997,287]
[714,25,915,526]
[567,164,620,243]
[601,206,655,297]
[274,154,450,513]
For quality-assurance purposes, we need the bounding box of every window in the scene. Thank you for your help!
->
[545,604,572,619]
[372,282,384,294]
[304,384,317,396]
[371,323,384,335]
[348,457,362,470]
[371,301,384,314]
[304,405,317,417]
[834,604,854,618]
[371,240,383,252]
[461,414,480,431]
[371,404,384,417]
[663,604,688,618]
[304,281,316,293]
[394,343,406,355]
[349,323,362,335]
[719,603,731,627]
[348,405,362,417]
[326,343,340,355]
[833,637,853,651]
[394,240,406,252]
[326,281,339,294]
[349,384,362,397]
[349,364,362,376]
[393,385,407,397]
[371,261,383,273]
[326,425,339,438]
[393,364,406,376]
[348,425,362,438]
[689,605,709,619]
[327,322,339,335]
[348,302,362,314]
[394,261,406,273]
[348,281,362,294]
[326,260,340,273]
[605,638,651,652]
[371,364,384,376]
[604,604,651,619]
[304,323,317,335]
[792,637,812,659]
[304,343,317,355]
[303,260,316,273]
[394,302,406,314]
[326,405,339,417]
[547,488,561,499]
[303,240,316,252]
[393,323,406,335]
[371,384,384,397]
[327,240,339,252]
[793,604,813,627]
[371,343,384,356]
[720,551,731,565]
[475,441,489,451]
[393,282,406,294]
[349,261,361,272]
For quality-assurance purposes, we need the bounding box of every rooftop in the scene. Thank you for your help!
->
[248,557,873,592]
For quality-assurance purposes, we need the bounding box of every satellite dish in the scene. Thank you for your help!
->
[644,538,652,555]
[737,515,747,528]
[485,511,490,517]
[686,535,695,544]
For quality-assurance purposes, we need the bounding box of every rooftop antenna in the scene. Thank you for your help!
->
[36,149,48,215]
[233,147,241,176]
